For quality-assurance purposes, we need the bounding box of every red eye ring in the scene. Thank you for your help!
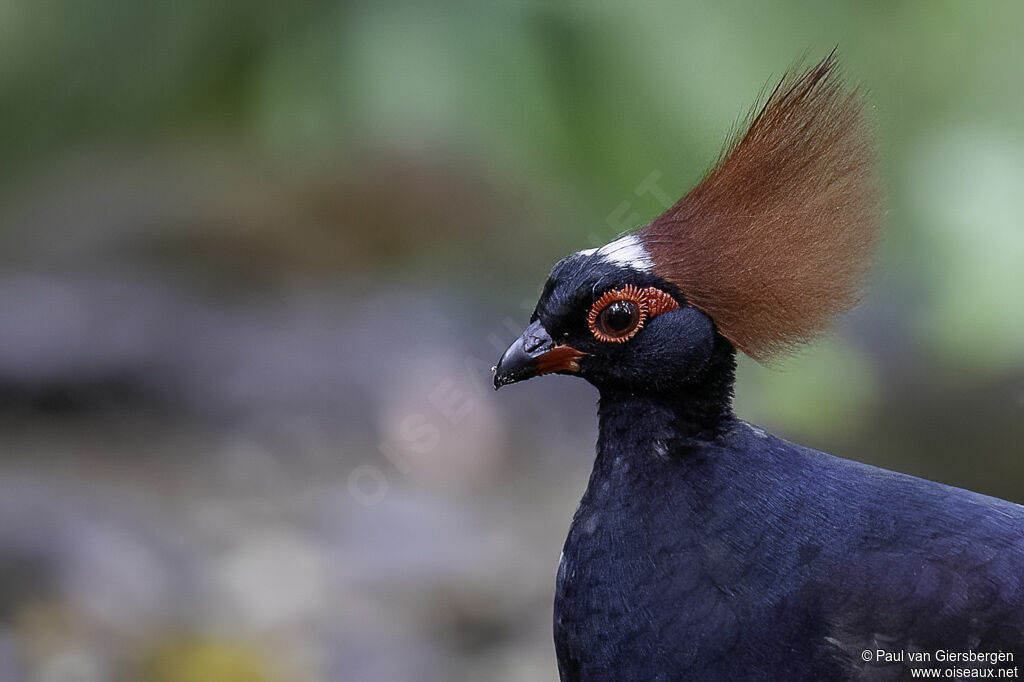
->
[587,285,679,343]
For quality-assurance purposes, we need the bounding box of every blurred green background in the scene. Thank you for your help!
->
[1,2,1022,681]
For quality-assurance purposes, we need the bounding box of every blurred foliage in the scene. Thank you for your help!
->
[0,2,1022,681]
[1,0,1022,534]
[3,1,1022,369]
[141,638,273,682]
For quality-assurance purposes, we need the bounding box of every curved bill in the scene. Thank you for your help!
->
[493,320,585,390]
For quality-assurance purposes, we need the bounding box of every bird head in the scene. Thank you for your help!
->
[493,236,724,393]
[495,54,881,394]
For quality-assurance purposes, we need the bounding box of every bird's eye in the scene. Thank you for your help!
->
[588,285,647,343]
[598,301,640,337]
[587,284,680,344]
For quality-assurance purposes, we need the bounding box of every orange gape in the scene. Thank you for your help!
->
[534,345,586,376]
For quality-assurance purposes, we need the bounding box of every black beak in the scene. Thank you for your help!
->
[493,320,584,390]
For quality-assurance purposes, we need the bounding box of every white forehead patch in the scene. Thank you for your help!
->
[575,234,653,272]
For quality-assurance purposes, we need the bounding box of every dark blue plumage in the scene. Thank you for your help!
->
[556,388,1024,680]
[494,253,1024,680]
[493,57,1023,680]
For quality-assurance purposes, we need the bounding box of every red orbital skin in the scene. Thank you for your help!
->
[534,286,679,375]
[587,285,680,343]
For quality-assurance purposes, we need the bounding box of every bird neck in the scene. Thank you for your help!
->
[596,340,736,453]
